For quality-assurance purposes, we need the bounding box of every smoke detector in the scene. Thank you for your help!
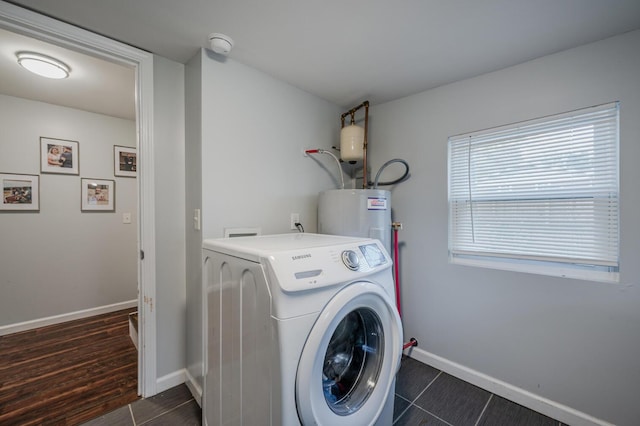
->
[208,33,234,55]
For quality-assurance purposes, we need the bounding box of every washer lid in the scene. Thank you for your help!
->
[203,233,377,260]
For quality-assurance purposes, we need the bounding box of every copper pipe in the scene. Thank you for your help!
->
[340,100,370,188]
[363,101,369,189]
[340,101,368,122]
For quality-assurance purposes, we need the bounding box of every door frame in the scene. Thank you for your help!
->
[0,1,157,396]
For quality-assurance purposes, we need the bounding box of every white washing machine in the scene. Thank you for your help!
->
[202,233,403,426]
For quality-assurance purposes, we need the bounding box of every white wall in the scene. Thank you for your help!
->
[153,55,187,383]
[370,30,640,426]
[0,94,137,326]
[185,49,343,395]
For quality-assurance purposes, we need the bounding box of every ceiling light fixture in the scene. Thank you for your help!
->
[16,51,70,79]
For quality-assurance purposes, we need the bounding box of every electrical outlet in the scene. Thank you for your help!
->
[290,213,300,230]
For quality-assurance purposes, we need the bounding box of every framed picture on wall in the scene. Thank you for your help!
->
[1,173,39,212]
[81,178,115,212]
[40,137,79,175]
[114,145,137,178]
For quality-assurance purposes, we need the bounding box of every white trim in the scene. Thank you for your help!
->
[136,37,157,399]
[406,347,614,426]
[185,368,203,407]
[451,256,620,284]
[0,0,156,398]
[0,300,137,336]
[156,369,187,394]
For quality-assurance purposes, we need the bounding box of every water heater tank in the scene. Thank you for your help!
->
[318,189,392,255]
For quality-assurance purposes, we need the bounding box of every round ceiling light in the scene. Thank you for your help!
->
[16,51,70,79]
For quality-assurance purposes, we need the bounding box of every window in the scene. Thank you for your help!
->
[448,102,619,282]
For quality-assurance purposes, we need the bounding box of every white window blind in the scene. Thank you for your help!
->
[448,102,619,279]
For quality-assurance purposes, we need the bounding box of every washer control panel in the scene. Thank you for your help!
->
[341,250,360,270]
[204,234,392,293]
[265,239,391,292]
[340,243,388,271]
[358,243,387,268]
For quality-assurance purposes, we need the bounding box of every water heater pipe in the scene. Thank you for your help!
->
[340,101,369,189]
[393,223,402,317]
[304,149,345,189]
[403,338,418,350]
[393,221,419,351]
[372,159,411,189]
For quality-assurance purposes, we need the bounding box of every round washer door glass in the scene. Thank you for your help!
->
[296,281,402,425]
[323,307,383,414]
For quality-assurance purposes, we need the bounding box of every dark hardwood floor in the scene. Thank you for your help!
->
[0,308,139,425]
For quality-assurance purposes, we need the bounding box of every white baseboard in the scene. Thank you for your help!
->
[156,369,187,394]
[406,347,614,426]
[0,300,137,336]
[185,368,203,407]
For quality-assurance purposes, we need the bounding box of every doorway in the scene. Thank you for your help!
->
[0,1,157,396]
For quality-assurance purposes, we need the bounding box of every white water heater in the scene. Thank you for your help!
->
[318,189,392,255]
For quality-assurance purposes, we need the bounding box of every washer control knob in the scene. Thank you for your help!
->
[342,250,360,271]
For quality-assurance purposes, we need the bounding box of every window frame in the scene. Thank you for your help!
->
[447,102,620,283]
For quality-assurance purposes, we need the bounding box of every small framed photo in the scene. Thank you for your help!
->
[1,173,40,212]
[114,145,137,178]
[40,137,79,175]
[81,178,115,212]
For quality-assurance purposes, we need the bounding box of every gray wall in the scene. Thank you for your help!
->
[185,49,343,394]
[200,50,343,237]
[369,30,640,425]
[0,94,137,326]
[153,55,187,382]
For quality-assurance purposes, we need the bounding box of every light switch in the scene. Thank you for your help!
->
[122,212,132,224]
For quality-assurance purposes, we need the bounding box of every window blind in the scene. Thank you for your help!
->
[448,102,619,272]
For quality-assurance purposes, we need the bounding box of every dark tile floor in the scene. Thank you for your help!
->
[82,356,565,426]
[394,356,565,426]
[81,384,200,426]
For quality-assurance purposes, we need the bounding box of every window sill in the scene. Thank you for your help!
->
[450,255,620,284]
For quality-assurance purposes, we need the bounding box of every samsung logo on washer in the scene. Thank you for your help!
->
[292,253,312,261]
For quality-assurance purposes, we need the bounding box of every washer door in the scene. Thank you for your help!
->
[296,281,402,425]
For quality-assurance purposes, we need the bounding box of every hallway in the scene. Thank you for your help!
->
[0,308,138,425]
